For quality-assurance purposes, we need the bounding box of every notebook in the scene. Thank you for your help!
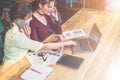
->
[56,54,84,69]
[72,24,101,54]
[20,63,54,80]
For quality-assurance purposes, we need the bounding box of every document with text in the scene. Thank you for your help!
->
[62,29,86,39]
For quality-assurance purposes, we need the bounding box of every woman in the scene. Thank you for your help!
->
[49,0,62,24]
[30,0,62,42]
[1,2,76,70]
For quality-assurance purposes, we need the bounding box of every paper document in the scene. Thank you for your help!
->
[62,29,86,39]
[25,46,64,65]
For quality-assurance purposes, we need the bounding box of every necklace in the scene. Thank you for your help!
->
[37,11,45,16]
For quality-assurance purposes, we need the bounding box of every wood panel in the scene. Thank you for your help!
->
[80,0,105,10]
[85,0,96,9]
[96,0,105,10]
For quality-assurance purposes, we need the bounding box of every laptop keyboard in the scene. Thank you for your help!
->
[72,39,81,54]
[72,38,92,54]
[79,39,91,51]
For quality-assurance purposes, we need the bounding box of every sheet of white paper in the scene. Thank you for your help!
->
[62,29,86,39]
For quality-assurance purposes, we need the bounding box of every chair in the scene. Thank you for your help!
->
[0,16,4,48]
[56,0,80,23]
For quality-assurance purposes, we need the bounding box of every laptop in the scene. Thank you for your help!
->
[56,54,84,69]
[72,24,101,54]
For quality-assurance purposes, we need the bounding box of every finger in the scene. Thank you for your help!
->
[25,26,30,33]
[51,47,60,50]
[53,6,57,11]
[23,27,27,33]
[28,26,31,33]
[25,26,29,32]
[37,52,42,56]
[42,52,47,56]
[55,35,65,41]
[52,47,60,51]
[54,7,58,14]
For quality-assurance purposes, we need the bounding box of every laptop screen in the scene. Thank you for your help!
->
[89,24,102,51]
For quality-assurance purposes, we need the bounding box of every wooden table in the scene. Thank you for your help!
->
[1,8,120,80]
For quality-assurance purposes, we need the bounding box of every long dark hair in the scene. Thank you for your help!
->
[2,2,32,34]
[31,0,50,12]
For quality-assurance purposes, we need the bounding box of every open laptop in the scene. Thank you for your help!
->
[72,24,101,54]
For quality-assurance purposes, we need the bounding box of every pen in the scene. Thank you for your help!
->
[37,52,47,61]
[31,68,42,74]
[41,54,47,61]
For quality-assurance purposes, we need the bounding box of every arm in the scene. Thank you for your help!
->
[14,32,43,52]
[14,31,76,51]
[47,15,62,34]
[50,6,59,21]
[42,40,76,50]
[48,7,62,34]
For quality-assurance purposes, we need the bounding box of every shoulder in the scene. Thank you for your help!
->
[30,15,36,22]
[5,25,25,41]
[30,15,38,26]
[8,24,19,34]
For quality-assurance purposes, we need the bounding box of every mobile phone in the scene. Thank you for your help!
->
[16,19,27,28]
[49,6,55,13]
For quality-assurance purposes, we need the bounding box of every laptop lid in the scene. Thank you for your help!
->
[88,24,102,51]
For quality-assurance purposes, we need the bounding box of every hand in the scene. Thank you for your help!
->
[23,26,31,38]
[37,52,47,56]
[64,40,77,46]
[55,35,65,42]
[49,6,58,21]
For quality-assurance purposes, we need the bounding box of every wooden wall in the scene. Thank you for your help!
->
[80,0,105,10]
